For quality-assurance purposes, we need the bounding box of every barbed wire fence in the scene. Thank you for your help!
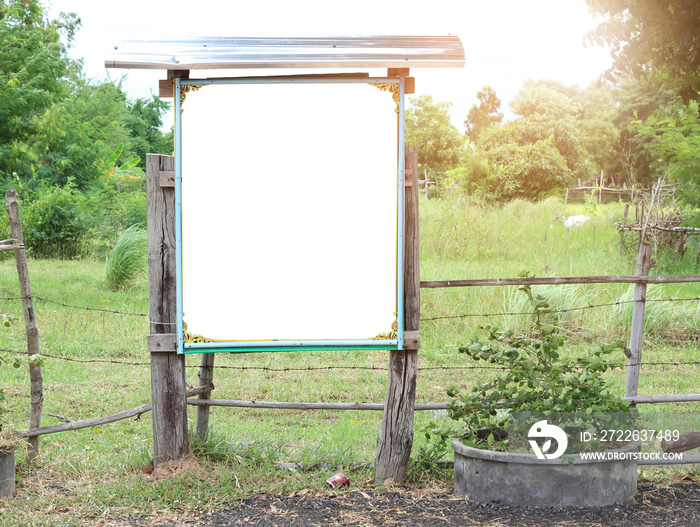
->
[2,276,700,466]
[1,291,699,375]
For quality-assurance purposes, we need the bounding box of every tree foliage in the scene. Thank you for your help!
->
[610,77,677,186]
[475,82,595,201]
[510,81,581,121]
[586,0,700,103]
[405,95,466,181]
[0,0,74,181]
[0,0,172,258]
[631,98,700,212]
[575,81,620,179]
[464,85,503,142]
[125,96,174,164]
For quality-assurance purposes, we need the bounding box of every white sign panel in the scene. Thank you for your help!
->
[179,80,400,349]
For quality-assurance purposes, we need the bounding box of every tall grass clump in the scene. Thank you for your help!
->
[105,225,147,290]
[611,284,700,341]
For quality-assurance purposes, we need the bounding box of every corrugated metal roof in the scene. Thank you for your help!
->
[105,36,464,70]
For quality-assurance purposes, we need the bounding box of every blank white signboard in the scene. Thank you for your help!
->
[179,81,399,348]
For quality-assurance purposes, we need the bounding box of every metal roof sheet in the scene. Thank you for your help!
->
[105,36,465,70]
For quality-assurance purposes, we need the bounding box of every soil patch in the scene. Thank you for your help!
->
[144,452,215,482]
[106,479,700,526]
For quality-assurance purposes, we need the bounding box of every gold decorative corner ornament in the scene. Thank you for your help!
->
[370,83,400,113]
[183,318,214,343]
[179,84,204,112]
[369,315,399,340]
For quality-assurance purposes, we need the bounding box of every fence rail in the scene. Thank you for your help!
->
[3,251,700,467]
[421,275,700,288]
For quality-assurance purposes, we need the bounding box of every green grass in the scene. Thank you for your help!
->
[1,196,699,525]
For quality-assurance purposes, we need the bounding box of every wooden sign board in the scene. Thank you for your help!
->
[175,78,405,353]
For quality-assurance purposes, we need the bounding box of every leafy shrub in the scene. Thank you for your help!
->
[81,146,146,258]
[421,285,630,463]
[22,184,87,259]
[105,225,147,291]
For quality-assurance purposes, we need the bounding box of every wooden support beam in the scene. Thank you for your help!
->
[5,189,43,461]
[420,274,700,288]
[159,171,175,187]
[147,333,177,353]
[388,68,410,77]
[375,146,420,485]
[661,431,700,454]
[403,330,419,351]
[159,69,190,98]
[23,385,212,438]
[147,154,189,466]
[187,399,448,411]
[625,243,651,401]
[195,352,216,438]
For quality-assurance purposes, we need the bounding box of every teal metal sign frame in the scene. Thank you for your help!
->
[174,75,406,354]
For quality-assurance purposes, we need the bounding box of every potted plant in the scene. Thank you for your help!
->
[428,285,638,507]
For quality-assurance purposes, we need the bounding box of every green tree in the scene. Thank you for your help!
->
[611,78,677,186]
[510,81,581,121]
[586,0,700,103]
[404,95,466,184]
[464,85,503,143]
[477,81,594,200]
[0,0,77,184]
[11,79,134,193]
[631,99,700,212]
[575,81,620,180]
[125,96,173,166]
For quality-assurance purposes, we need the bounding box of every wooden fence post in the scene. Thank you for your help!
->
[375,146,420,485]
[146,154,190,465]
[5,189,43,461]
[195,353,215,437]
[625,243,652,399]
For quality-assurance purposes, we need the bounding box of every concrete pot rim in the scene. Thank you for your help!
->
[451,437,641,465]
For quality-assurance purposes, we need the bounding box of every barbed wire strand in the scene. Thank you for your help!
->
[421,296,700,321]
[2,294,699,325]
[0,295,148,317]
[2,347,699,372]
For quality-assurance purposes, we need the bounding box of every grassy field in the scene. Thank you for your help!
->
[1,197,699,525]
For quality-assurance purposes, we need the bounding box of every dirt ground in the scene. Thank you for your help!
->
[105,479,700,527]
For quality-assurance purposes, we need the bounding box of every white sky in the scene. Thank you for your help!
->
[47,0,612,128]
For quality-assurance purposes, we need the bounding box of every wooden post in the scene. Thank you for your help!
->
[146,154,190,465]
[375,146,420,485]
[195,352,215,438]
[625,243,652,400]
[5,189,43,461]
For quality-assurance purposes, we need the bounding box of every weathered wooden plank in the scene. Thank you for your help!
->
[661,431,700,454]
[147,333,177,353]
[147,154,190,466]
[375,146,420,485]
[186,399,448,411]
[5,189,43,461]
[23,385,212,438]
[621,394,700,404]
[403,330,419,351]
[420,274,700,288]
[159,171,175,187]
[404,146,420,334]
[625,244,651,400]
